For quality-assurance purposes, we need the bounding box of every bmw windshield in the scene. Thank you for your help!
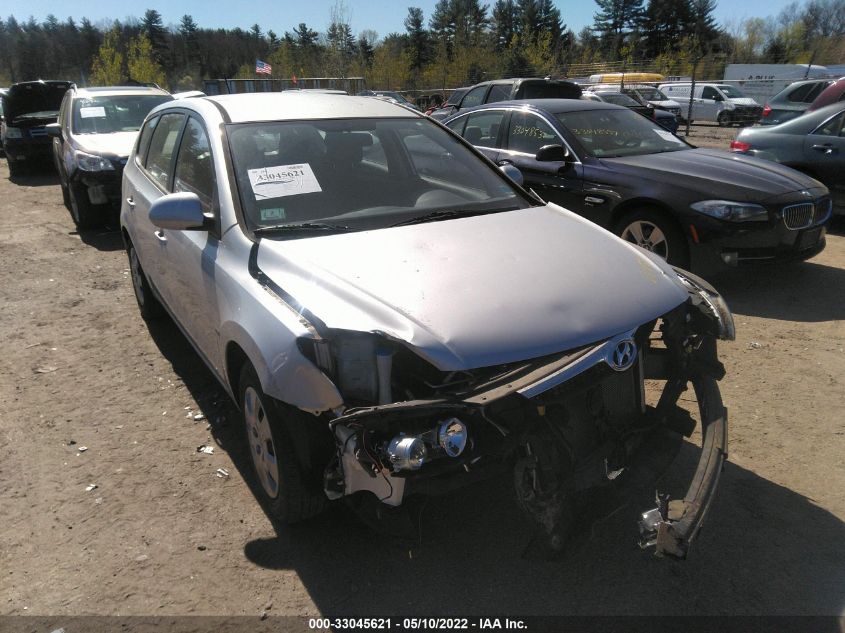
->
[556,108,690,158]
[228,118,529,235]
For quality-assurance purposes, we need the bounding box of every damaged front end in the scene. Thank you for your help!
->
[301,269,732,559]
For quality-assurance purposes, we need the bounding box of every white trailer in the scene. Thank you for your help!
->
[723,64,833,104]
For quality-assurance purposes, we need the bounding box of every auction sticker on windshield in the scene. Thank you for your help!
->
[79,106,107,118]
[654,129,684,143]
[248,164,322,199]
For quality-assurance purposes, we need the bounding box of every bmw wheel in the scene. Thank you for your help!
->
[127,241,164,320]
[615,209,689,269]
[239,365,329,524]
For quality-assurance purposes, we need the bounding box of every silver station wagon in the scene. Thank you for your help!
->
[121,92,733,558]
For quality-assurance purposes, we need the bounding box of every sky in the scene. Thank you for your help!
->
[10,0,802,38]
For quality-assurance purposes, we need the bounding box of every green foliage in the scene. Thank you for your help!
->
[90,26,123,86]
[127,33,166,88]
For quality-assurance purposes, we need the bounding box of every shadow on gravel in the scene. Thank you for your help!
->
[240,442,845,616]
[75,226,125,252]
[710,259,845,322]
[7,163,60,186]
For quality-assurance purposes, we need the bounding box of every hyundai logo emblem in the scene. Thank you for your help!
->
[608,339,637,372]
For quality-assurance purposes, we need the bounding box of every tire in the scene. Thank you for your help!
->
[7,158,23,177]
[614,208,690,269]
[717,111,732,127]
[68,181,105,229]
[239,364,329,524]
[58,166,71,209]
[127,241,164,320]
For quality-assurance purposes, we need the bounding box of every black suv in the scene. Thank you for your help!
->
[1,80,72,175]
[429,78,581,121]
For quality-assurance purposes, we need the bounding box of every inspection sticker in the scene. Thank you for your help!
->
[248,164,322,199]
[79,106,107,118]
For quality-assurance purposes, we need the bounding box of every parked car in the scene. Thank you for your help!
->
[732,102,845,215]
[46,85,173,228]
[425,87,469,116]
[658,82,762,126]
[759,78,834,126]
[122,92,733,558]
[445,99,831,271]
[582,90,679,133]
[807,76,845,112]
[428,77,581,121]
[0,88,6,154]
[1,80,72,175]
[358,90,421,110]
[621,84,683,119]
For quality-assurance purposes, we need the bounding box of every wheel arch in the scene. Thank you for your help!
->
[610,197,688,239]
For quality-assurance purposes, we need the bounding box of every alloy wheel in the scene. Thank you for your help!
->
[620,220,669,260]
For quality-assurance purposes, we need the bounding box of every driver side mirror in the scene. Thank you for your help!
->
[713,94,724,102]
[45,122,61,138]
[149,192,210,231]
[535,144,571,163]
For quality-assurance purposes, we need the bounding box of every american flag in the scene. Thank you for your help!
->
[255,60,272,75]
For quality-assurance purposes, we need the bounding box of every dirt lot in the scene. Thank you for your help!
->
[1,148,844,620]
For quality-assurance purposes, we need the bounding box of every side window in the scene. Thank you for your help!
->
[145,113,186,190]
[787,84,813,102]
[486,84,510,104]
[803,82,828,103]
[463,110,506,147]
[174,117,216,213]
[702,86,719,100]
[136,115,159,167]
[814,112,845,136]
[506,112,560,155]
[445,115,467,135]
[460,85,487,109]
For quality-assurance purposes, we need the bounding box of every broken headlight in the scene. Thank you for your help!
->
[675,270,736,341]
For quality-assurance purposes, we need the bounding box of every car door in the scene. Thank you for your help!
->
[498,109,583,213]
[128,111,187,294]
[804,110,845,207]
[698,86,722,121]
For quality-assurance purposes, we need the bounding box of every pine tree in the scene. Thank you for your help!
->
[405,7,431,71]
[592,0,645,57]
[90,26,124,85]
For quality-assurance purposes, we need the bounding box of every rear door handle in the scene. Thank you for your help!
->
[154,229,167,242]
[126,196,136,208]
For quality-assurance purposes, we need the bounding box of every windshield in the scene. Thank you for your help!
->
[556,108,689,158]
[72,95,172,134]
[633,87,668,101]
[596,93,641,107]
[716,85,746,99]
[228,117,529,235]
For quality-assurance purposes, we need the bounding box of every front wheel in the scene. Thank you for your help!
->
[717,111,732,127]
[614,209,689,269]
[239,365,329,524]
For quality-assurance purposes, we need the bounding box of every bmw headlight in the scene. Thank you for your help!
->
[4,127,23,139]
[691,200,768,222]
[75,150,115,172]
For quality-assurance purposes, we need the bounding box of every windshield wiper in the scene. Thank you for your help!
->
[252,222,353,235]
[390,208,514,227]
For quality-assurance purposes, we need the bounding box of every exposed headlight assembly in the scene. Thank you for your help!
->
[676,271,736,341]
[4,126,23,139]
[691,200,768,222]
[75,150,115,172]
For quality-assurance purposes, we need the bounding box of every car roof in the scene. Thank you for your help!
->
[457,99,625,114]
[72,86,171,98]
[206,92,421,122]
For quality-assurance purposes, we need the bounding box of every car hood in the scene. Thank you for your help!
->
[75,131,138,158]
[255,205,688,370]
[602,148,819,202]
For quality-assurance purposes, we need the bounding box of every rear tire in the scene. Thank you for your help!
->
[127,241,164,320]
[614,208,690,269]
[7,158,23,177]
[239,365,329,524]
[68,182,105,230]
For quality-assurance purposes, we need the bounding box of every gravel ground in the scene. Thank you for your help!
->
[1,155,843,620]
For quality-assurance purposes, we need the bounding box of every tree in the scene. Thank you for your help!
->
[141,9,167,64]
[405,7,431,72]
[592,0,645,57]
[492,0,519,51]
[90,26,124,86]
[127,32,166,86]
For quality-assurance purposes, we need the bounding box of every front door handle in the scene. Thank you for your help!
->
[811,144,836,154]
[154,229,167,242]
[496,159,513,166]
[126,196,136,209]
